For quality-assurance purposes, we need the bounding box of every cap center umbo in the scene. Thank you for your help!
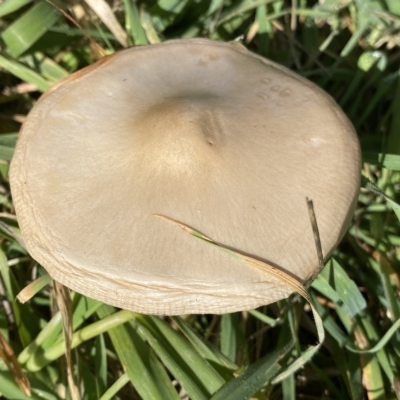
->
[137,98,223,174]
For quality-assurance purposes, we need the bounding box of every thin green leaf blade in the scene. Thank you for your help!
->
[99,373,130,400]
[123,0,148,45]
[0,372,40,400]
[220,313,239,362]
[363,153,400,171]
[313,258,367,317]
[172,316,238,371]
[20,53,69,83]
[0,55,51,92]
[0,145,15,161]
[97,305,179,400]
[0,0,32,18]
[210,343,292,400]
[2,1,61,57]
[136,314,226,400]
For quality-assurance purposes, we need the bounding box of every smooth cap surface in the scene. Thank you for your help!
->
[10,39,361,314]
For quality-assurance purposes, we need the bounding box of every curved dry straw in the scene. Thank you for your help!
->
[155,197,326,382]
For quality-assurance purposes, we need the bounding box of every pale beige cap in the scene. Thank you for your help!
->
[10,39,361,314]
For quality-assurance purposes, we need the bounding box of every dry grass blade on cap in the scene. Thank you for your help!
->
[0,330,31,396]
[155,205,326,384]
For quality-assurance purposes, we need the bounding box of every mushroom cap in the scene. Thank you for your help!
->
[10,39,361,315]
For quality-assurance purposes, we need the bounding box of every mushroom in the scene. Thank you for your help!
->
[10,39,361,315]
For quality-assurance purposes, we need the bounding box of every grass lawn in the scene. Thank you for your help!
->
[0,1,400,399]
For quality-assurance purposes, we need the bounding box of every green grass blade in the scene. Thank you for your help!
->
[311,291,353,347]
[123,0,148,45]
[28,374,62,400]
[0,0,32,18]
[362,176,400,221]
[313,282,400,355]
[220,313,238,362]
[207,0,225,15]
[323,332,363,400]
[20,53,69,82]
[140,8,161,43]
[313,258,366,317]
[172,316,238,371]
[0,145,15,161]
[94,333,107,395]
[347,351,363,400]
[340,5,369,57]
[255,5,272,56]
[272,343,322,384]
[0,249,39,346]
[1,1,61,58]
[0,220,25,248]
[70,295,103,332]
[80,356,103,400]
[0,372,39,400]
[248,309,279,326]
[385,199,400,222]
[135,314,226,400]
[350,319,400,354]
[158,0,188,13]
[218,0,285,25]
[370,258,400,321]
[358,84,393,127]
[17,312,62,365]
[26,309,134,371]
[18,295,102,365]
[282,374,296,400]
[339,69,364,107]
[150,0,190,32]
[363,153,400,171]
[210,342,292,400]
[358,312,396,382]
[361,353,385,399]
[97,305,180,400]
[99,373,130,400]
[0,55,51,92]
[0,133,18,147]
